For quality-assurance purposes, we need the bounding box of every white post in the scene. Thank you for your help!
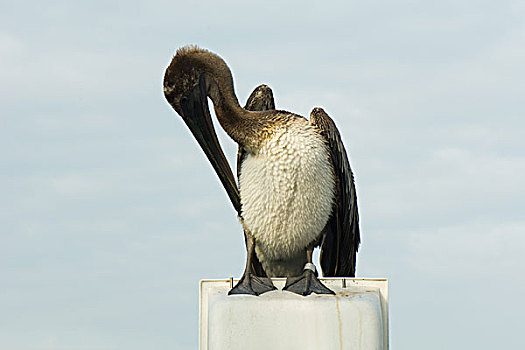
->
[200,278,389,350]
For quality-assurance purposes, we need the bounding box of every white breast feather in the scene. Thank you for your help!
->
[239,119,335,272]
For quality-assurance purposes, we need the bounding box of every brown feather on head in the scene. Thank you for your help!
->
[164,45,233,114]
[163,45,208,115]
[163,45,234,116]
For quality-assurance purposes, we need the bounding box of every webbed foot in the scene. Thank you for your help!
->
[283,264,335,296]
[228,273,277,296]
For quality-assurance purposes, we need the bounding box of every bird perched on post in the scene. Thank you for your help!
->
[163,46,360,296]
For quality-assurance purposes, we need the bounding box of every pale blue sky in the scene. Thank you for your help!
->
[1,1,524,349]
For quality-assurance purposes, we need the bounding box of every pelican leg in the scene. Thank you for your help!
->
[283,245,335,296]
[229,230,276,296]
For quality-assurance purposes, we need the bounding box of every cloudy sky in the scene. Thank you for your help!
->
[1,0,524,349]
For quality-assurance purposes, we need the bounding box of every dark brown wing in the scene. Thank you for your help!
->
[239,84,276,276]
[310,107,360,277]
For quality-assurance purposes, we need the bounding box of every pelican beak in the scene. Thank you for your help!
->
[179,75,241,213]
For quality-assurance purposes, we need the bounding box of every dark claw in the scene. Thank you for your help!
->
[228,274,277,296]
[283,270,335,296]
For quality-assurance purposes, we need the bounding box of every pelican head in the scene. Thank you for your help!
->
[163,45,240,211]
[164,46,231,112]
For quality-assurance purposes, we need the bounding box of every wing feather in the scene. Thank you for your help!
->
[310,107,360,277]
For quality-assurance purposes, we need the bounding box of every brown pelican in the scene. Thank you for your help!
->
[163,46,360,296]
